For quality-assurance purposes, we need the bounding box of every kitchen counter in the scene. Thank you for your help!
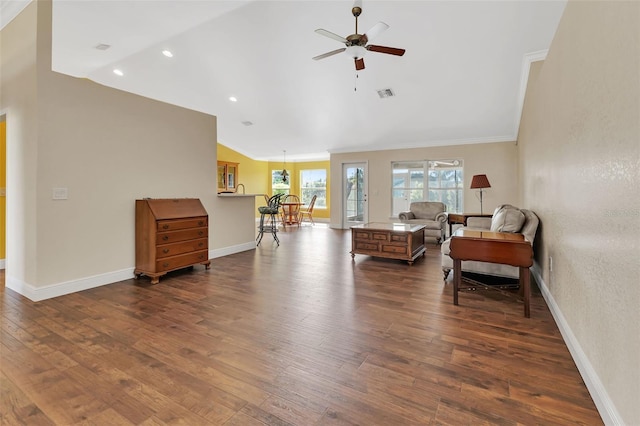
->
[217,193,265,198]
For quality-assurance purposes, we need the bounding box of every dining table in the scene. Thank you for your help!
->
[280,201,303,226]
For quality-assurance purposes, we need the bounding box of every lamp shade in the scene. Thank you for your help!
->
[470,174,491,189]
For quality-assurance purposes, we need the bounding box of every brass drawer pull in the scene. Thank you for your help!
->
[163,249,169,254]
[198,221,204,226]
[162,224,169,229]
[163,262,169,267]
[198,231,204,236]
[162,236,169,241]
[198,242,203,247]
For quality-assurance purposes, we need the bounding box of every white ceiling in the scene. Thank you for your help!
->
[6,0,567,161]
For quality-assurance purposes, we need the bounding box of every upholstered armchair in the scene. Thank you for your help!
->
[441,204,539,280]
[398,201,447,244]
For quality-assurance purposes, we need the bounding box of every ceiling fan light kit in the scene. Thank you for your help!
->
[313,4,405,71]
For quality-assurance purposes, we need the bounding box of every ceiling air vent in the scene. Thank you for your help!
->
[95,43,111,51]
[377,88,395,99]
[241,121,253,126]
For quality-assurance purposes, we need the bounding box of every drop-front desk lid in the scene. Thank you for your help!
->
[138,198,207,220]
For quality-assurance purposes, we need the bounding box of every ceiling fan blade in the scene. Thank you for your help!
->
[355,58,365,70]
[366,44,406,56]
[312,48,346,61]
[363,22,389,43]
[315,28,348,44]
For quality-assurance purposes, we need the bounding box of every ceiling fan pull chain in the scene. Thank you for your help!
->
[354,72,359,92]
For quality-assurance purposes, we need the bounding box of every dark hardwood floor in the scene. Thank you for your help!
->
[1,225,602,425]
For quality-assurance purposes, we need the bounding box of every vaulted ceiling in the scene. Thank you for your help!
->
[4,0,567,161]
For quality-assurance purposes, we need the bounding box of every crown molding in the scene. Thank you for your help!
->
[514,49,549,141]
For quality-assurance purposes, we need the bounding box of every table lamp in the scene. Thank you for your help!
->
[470,174,491,214]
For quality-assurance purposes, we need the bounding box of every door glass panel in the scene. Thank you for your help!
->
[344,163,367,227]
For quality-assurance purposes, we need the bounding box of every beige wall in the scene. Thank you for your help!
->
[518,1,639,423]
[330,142,519,228]
[1,1,254,300]
[0,2,38,286]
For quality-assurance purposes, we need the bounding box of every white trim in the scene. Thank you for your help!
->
[0,259,5,270]
[531,264,623,425]
[514,50,549,142]
[4,242,257,301]
[209,242,255,259]
[5,268,135,302]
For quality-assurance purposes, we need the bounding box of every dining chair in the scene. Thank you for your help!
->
[280,194,301,227]
[299,194,317,225]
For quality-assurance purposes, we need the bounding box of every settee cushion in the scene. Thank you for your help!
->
[490,205,525,233]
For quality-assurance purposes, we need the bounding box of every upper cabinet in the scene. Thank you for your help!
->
[217,161,239,193]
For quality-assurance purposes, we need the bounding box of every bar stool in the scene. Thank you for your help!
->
[257,193,285,246]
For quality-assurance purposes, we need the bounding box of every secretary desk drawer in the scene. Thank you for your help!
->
[156,238,208,258]
[156,250,209,272]
[157,228,208,244]
[157,216,207,232]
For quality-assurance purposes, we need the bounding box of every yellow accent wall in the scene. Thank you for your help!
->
[218,143,330,220]
[267,159,330,220]
[0,120,5,260]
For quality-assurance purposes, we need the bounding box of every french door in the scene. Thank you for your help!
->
[342,163,368,228]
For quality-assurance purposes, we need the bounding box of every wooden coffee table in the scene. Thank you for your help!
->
[350,222,426,265]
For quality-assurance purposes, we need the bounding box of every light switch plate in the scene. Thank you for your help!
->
[52,187,68,200]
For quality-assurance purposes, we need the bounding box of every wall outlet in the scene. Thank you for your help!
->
[52,187,68,200]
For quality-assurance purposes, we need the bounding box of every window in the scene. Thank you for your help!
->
[271,170,290,196]
[391,160,463,216]
[428,160,464,213]
[300,169,327,208]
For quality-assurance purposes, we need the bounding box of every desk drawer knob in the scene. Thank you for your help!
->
[162,224,169,229]
[163,262,169,268]
[162,236,169,241]
[198,231,204,236]
[198,221,204,226]
[163,248,170,254]
[198,242,203,247]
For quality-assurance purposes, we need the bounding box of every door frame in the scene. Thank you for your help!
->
[342,162,368,229]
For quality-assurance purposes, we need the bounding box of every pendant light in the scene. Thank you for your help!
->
[281,150,289,184]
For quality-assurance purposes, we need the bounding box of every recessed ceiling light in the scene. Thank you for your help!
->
[113,69,124,76]
[229,96,238,102]
[162,50,173,58]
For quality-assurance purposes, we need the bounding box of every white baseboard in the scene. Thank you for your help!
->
[531,264,622,425]
[0,258,4,270]
[209,241,256,259]
[5,268,135,302]
[5,243,257,302]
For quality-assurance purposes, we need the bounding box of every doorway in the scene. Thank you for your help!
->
[342,162,367,228]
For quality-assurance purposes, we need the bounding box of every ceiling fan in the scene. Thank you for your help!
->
[313,3,406,71]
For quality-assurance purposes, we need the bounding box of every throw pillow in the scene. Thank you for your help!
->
[490,205,525,233]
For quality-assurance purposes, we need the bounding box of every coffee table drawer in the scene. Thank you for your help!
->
[350,222,426,265]
[390,233,408,243]
[382,244,408,254]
